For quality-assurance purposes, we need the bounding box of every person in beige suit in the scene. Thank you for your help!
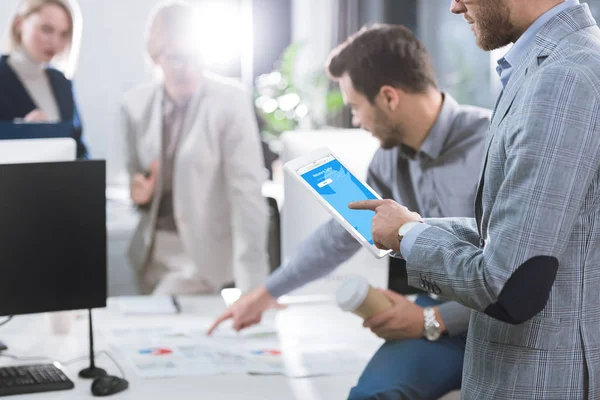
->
[122,1,269,296]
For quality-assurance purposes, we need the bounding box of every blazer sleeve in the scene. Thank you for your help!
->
[220,90,269,292]
[421,217,480,247]
[404,66,600,324]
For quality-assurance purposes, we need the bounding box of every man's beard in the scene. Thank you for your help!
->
[373,108,402,150]
[374,125,402,150]
[474,0,515,51]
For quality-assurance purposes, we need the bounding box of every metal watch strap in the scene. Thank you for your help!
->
[423,307,442,341]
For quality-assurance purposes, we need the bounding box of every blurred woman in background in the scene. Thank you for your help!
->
[0,0,88,158]
[123,1,269,295]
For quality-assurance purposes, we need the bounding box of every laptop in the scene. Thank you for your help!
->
[0,122,72,141]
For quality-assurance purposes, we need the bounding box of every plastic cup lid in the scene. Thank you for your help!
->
[336,276,369,312]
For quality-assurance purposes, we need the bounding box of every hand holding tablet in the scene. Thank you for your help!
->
[284,147,392,259]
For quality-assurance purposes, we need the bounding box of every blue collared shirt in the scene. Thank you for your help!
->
[496,0,579,88]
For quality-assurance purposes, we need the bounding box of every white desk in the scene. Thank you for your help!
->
[0,296,383,399]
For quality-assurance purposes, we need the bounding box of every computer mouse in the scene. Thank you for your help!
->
[91,375,129,397]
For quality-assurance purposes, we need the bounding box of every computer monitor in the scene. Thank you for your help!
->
[0,138,76,164]
[0,160,107,316]
[0,122,73,141]
[280,129,388,296]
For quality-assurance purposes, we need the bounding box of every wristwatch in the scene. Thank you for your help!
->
[423,307,442,341]
[397,221,421,256]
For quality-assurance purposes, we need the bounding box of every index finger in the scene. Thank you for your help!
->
[348,199,385,211]
[207,310,233,335]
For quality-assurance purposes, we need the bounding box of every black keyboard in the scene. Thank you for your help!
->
[0,363,74,396]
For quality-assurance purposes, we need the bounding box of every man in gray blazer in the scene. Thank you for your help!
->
[210,24,490,399]
[352,1,600,398]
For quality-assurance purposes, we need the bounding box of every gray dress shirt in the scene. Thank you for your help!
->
[265,94,491,336]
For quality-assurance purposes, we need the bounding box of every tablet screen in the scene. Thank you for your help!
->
[298,154,377,244]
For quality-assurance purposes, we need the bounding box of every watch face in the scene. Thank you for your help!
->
[425,322,442,341]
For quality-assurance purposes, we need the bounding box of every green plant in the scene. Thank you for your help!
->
[255,42,344,142]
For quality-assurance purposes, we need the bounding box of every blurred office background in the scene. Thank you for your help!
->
[3,0,599,185]
[1,0,599,296]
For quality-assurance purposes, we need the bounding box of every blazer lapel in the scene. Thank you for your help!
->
[474,50,536,237]
[490,3,597,132]
[177,81,207,149]
[149,88,164,192]
[490,51,536,130]
[0,56,37,116]
[474,3,597,238]
[46,70,70,120]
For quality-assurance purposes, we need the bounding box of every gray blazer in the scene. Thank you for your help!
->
[403,5,600,398]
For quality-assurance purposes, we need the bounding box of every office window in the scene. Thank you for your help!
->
[417,1,495,109]
[583,0,600,18]
[418,0,600,109]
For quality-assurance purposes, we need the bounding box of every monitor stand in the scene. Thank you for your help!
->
[0,340,7,352]
[78,309,106,379]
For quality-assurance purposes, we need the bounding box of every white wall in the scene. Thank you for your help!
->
[77,0,160,184]
[290,0,334,128]
[291,0,334,77]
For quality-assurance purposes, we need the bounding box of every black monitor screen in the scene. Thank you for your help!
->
[0,160,106,316]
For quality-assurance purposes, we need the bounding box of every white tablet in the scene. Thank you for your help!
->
[284,147,392,259]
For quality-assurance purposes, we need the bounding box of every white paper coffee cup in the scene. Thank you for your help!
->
[336,276,392,319]
[46,311,74,335]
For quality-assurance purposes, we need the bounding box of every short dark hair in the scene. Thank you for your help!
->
[326,24,437,103]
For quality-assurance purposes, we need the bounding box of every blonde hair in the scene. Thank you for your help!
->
[145,1,196,62]
[5,0,82,79]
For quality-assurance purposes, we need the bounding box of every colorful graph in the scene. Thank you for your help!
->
[138,347,173,356]
[250,349,281,356]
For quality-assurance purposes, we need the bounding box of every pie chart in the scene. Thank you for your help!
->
[251,349,281,356]
[138,347,173,356]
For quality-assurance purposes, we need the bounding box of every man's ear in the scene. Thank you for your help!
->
[378,85,401,111]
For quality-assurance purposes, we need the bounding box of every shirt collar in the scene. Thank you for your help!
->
[162,90,190,118]
[399,92,459,161]
[498,0,579,80]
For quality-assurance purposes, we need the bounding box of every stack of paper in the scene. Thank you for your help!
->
[117,296,180,315]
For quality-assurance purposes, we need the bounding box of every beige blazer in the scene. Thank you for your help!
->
[121,73,269,293]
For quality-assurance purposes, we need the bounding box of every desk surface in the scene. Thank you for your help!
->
[0,296,382,399]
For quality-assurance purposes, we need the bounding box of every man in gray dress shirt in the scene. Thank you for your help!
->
[210,24,490,399]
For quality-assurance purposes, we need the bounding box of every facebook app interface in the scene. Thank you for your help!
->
[299,155,377,244]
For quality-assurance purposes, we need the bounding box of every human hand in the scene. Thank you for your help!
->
[130,161,158,206]
[363,290,433,341]
[348,199,422,251]
[207,286,285,335]
[23,109,50,122]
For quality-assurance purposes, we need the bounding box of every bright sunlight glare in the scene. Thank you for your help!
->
[191,1,244,67]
